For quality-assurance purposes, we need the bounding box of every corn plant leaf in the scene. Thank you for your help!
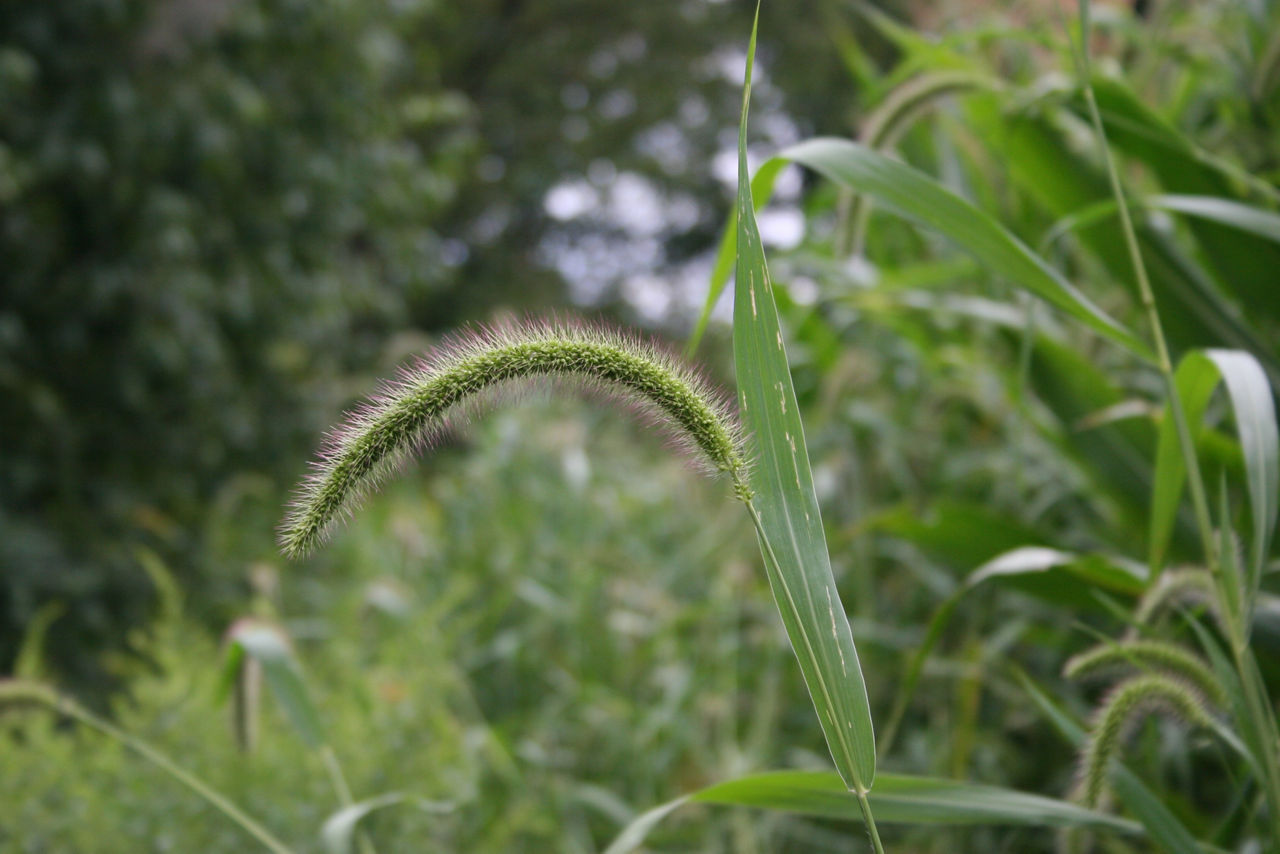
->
[604,770,1143,854]
[1149,349,1278,589]
[733,10,875,793]
[223,620,322,749]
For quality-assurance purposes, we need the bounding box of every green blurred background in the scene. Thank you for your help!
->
[0,0,879,688]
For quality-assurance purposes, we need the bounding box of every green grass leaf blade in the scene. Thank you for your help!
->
[1149,354,1220,576]
[1149,195,1280,244]
[695,771,1139,830]
[1149,350,1278,589]
[880,545,1143,754]
[773,137,1152,359]
[687,159,789,356]
[604,770,1144,853]
[1204,350,1279,593]
[734,12,876,793]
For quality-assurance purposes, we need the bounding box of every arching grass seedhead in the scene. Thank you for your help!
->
[1064,640,1226,706]
[1078,674,1215,808]
[1132,568,1217,629]
[280,319,749,558]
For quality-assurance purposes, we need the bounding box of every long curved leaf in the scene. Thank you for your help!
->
[605,770,1143,854]
[1150,349,1278,590]
[734,13,875,793]
[321,794,452,854]
[776,138,1150,357]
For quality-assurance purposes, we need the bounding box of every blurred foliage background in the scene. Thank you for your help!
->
[0,0,880,689]
[3,0,1280,851]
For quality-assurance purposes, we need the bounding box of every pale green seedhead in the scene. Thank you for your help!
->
[280,319,748,558]
[1078,675,1215,808]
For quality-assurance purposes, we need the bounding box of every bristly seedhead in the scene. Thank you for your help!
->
[1077,674,1214,808]
[279,318,749,558]
[1132,568,1217,629]
[1063,639,1226,706]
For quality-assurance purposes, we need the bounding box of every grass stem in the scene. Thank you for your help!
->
[56,697,296,854]
[856,788,887,854]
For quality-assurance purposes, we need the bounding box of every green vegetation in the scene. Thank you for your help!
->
[4,0,1280,851]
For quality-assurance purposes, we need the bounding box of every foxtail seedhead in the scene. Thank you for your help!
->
[280,319,748,558]
[1077,674,1214,808]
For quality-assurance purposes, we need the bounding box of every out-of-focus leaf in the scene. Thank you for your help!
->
[1043,195,1280,253]
[605,770,1142,854]
[976,100,1278,379]
[222,620,322,749]
[1080,76,1280,320]
[321,794,452,854]
[871,501,1044,572]
[1150,195,1280,244]
[1149,350,1278,590]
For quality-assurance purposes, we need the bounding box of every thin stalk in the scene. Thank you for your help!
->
[55,697,295,854]
[856,789,887,854]
[321,745,356,804]
[1066,0,1280,835]
[1063,6,1216,573]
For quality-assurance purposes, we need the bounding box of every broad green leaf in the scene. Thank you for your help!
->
[1149,350,1278,590]
[1020,675,1217,854]
[775,137,1151,358]
[222,620,323,749]
[734,12,875,793]
[968,546,1145,600]
[871,500,1044,571]
[843,70,999,256]
[605,770,1142,854]
[1149,355,1221,575]
[1028,335,1158,534]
